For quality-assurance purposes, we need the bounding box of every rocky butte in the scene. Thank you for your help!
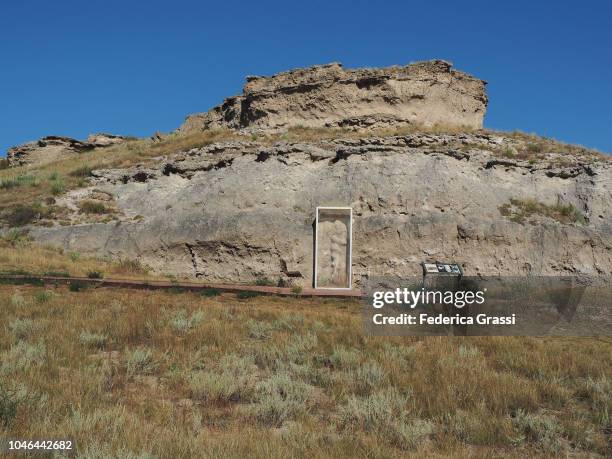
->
[178,60,488,133]
[5,60,611,286]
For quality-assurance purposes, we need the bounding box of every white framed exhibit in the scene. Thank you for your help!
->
[314,207,352,289]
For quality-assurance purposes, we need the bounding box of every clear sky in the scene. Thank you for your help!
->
[1,0,610,156]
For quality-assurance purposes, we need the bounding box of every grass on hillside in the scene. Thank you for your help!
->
[0,283,610,458]
[0,130,241,226]
[2,125,606,228]
[0,232,152,280]
[499,198,586,225]
[496,130,607,160]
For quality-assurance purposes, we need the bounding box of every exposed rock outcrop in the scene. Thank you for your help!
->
[178,60,488,134]
[30,133,612,285]
[86,133,127,148]
[7,133,127,167]
[7,136,95,167]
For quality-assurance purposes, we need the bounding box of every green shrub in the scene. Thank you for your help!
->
[8,319,39,340]
[68,251,80,262]
[446,409,488,444]
[189,354,256,403]
[291,284,303,296]
[69,281,87,292]
[271,313,304,332]
[78,200,110,214]
[527,143,543,153]
[380,342,416,369]
[50,179,65,195]
[69,166,93,177]
[1,229,30,246]
[190,371,239,402]
[338,388,410,431]
[500,198,585,225]
[250,373,314,426]
[0,382,28,427]
[44,270,70,277]
[575,377,610,428]
[513,409,563,452]
[116,258,149,274]
[247,320,272,340]
[0,174,40,190]
[390,419,435,450]
[87,270,104,279]
[2,277,44,287]
[169,310,204,334]
[337,387,433,451]
[1,341,46,373]
[458,344,480,358]
[34,290,53,303]
[201,288,221,297]
[0,158,9,170]
[329,346,360,369]
[10,293,26,307]
[79,331,108,349]
[353,361,386,394]
[126,347,155,376]
[5,205,40,227]
[502,147,516,159]
[555,202,586,224]
[237,290,260,300]
[284,333,318,364]
[255,276,275,286]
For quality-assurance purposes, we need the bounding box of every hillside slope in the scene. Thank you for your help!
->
[22,130,612,285]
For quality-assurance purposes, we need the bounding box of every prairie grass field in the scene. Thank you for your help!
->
[0,281,610,458]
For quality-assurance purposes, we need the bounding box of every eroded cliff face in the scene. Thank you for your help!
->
[179,60,488,133]
[29,133,612,285]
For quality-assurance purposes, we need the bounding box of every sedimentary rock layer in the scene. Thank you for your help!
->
[179,60,488,133]
[30,133,612,285]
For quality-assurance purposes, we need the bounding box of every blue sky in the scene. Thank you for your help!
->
[1,0,610,155]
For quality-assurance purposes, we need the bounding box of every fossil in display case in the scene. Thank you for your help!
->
[315,207,352,289]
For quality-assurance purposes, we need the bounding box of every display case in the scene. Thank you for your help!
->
[314,207,352,289]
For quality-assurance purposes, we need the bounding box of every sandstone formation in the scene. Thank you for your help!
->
[178,60,488,134]
[86,133,127,148]
[7,133,127,167]
[30,133,612,285]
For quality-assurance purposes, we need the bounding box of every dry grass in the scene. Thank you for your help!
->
[499,198,586,225]
[0,280,610,457]
[491,130,609,161]
[0,235,155,280]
